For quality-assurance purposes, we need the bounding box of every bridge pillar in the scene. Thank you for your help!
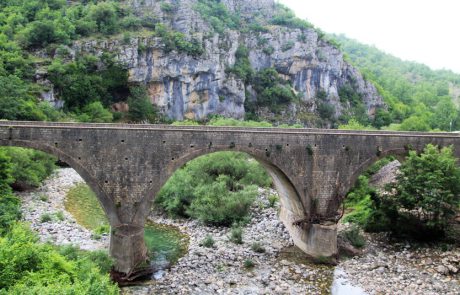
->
[109,224,148,274]
[280,207,337,259]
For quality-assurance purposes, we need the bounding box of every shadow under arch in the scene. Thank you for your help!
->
[0,140,120,225]
[152,146,307,224]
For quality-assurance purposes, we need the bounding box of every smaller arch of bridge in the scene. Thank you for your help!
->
[148,146,307,222]
[0,140,120,225]
[345,147,409,197]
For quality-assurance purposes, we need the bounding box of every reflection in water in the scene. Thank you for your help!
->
[144,222,189,279]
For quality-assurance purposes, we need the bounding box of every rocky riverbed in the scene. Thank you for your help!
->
[18,168,460,294]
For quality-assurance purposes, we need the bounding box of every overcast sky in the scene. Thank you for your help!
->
[278,0,460,74]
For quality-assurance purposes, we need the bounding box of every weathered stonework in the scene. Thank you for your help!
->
[2,121,457,273]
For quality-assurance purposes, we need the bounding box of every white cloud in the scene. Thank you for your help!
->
[278,0,460,74]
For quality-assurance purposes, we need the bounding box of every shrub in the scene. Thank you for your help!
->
[251,242,266,253]
[343,226,366,248]
[1,147,57,190]
[200,234,215,248]
[127,86,157,123]
[77,101,113,123]
[156,152,271,226]
[0,223,118,293]
[229,226,243,244]
[40,213,52,223]
[243,259,255,269]
[281,41,294,52]
[376,144,460,239]
[55,211,65,222]
[268,194,279,208]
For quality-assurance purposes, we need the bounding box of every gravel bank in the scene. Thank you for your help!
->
[19,168,460,294]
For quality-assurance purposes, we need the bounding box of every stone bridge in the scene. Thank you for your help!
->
[1,121,459,274]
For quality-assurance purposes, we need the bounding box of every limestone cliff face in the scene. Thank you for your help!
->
[68,0,383,123]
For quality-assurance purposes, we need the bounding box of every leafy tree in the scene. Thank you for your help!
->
[156,152,271,226]
[77,101,113,123]
[127,86,157,122]
[399,115,431,132]
[1,147,56,190]
[365,145,460,239]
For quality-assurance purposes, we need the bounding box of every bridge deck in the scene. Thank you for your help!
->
[0,121,458,138]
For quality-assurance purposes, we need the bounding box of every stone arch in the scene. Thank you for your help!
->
[0,140,120,225]
[150,146,306,220]
[345,148,408,197]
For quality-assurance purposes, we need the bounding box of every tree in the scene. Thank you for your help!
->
[77,101,113,123]
[127,86,157,122]
[377,144,460,238]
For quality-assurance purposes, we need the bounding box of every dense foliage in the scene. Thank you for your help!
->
[0,223,118,294]
[0,147,56,190]
[335,34,460,131]
[155,152,271,226]
[246,68,298,116]
[345,145,460,240]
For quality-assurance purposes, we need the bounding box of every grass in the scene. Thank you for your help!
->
[229,226,243,244]
[40,213,52,223]
[268,194,279,208]
[343,226,366,248]
[243,259,255,269]
[55,211,65,221]
[64,183,109,231]
[251,242,266,253]
[200,234,215,248]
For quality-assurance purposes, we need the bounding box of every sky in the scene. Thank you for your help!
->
[278,0,460,74]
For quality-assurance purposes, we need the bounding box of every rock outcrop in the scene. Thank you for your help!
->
[56,0,385,123]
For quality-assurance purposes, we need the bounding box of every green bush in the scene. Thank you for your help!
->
[127,86,158,123]
[0,147,56,190]
[271,4,314,30]
[343,226,366,248]
[226,45,253,83]
[229,226,243,244]
[251,242,266,253]
[243,259,255,269]
[156,152,271,225]
[40,213,52,223]
[77,101,113,123]
[55,211,65,222]
[0,223,118,294]
[268,194,278,208]
[199,234,215,248]
[376,145,460,239]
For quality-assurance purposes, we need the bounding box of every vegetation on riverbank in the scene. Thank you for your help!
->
[344,144,460,241]
[156,151,271,226]
[0,148,118,294]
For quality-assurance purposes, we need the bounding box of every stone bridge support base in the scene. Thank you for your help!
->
[280,207,338,259]
[109,224,148,274]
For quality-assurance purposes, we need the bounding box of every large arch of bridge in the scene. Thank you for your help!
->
[148,146,306,222]
[0,139,120,225]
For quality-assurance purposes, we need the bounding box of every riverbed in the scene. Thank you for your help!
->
[18,168,460,294]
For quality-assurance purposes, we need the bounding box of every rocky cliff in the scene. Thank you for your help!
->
[50,0,384,125]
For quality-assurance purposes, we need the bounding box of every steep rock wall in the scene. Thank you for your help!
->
[60,0,384,123]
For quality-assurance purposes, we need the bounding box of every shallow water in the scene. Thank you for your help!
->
[144,222,189,279]
[331,268,368,295]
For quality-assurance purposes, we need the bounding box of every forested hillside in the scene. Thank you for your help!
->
[335,34,460,131]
